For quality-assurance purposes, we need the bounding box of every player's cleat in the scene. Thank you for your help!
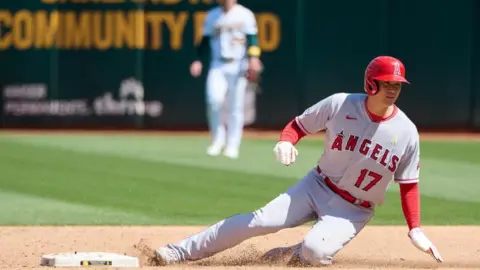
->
[155,246,179,266]
[134,239,179,266]
[261,243,301,263]
[206,144,224,156]
[133,239,162,266]
[223,147,239,159]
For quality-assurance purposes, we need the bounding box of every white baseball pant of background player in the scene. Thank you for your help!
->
[190,0,261,159]
[147,56,443,267]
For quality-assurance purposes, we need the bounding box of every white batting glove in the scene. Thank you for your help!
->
[273,141,298,166]
[408,227,443,263]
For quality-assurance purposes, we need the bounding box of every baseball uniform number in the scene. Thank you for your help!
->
[354,169,383,191]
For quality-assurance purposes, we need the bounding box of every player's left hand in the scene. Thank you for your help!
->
[246,57,263,82]
[408,227,443,263]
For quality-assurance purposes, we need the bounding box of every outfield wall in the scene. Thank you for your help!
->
[0,0,478,130]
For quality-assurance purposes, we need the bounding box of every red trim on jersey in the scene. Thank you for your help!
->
[295,117,310,134]
[399,182,421,230]
[280,119,307,145]
[364,98,399,123]
[395,177,419,183]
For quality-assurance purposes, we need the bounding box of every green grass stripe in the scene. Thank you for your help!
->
[0,140,292,225]
[0,189,162,225]
[3,134,480,203]
[0,137,479,225]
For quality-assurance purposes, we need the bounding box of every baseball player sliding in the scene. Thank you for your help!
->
[190,0,263,159]
[136,56,443,266]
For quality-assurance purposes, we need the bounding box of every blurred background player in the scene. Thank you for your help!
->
[190,0,263,159]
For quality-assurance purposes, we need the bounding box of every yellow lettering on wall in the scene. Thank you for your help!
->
[145,12,164,49]
[115,11,135,48]
[63,12,91,49]
[34,11,60,48]
[164,0,183,4]
[193,11,206,45]
[0,11,12,49]
[189,0,214,4]
[101,0,125,3]
[41,0,58,3]
[13,10,33,50]
[256,13,280,52]
[151,0,182,4]
[163,12,188,50]
[0,9,258,50]
[92,11,113,50]
[133,11,145,49]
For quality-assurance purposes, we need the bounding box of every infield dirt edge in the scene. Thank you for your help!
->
[2,225,479,269]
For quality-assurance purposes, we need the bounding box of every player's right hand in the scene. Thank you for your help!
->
[408,227,443,263]
[190,61,202,77]
[273,141,298,166]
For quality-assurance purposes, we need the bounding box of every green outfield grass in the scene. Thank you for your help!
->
[0,133,479,226]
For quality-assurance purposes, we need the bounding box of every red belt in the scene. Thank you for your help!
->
[316,166,372,209]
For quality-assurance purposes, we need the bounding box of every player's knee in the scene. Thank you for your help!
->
[229,103,243,114]
[299,238,334,266]
[206,100,222,111]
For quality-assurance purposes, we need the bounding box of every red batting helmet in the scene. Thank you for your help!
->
[364,56,409,95]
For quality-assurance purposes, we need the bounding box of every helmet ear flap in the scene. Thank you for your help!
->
[372,80,380,95]
[365,78,378,95]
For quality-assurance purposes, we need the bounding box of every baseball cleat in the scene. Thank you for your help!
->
[206,144,224,156]
[261,243,301,264]
[133,239,162,266]
[155,246,178,266]
[134,239,178,266]
[223,147,239,159]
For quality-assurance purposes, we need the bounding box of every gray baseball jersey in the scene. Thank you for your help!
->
[295,93,420,205]
[159,92,420,266]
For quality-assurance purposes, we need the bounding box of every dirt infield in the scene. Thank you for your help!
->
[2,226,479,270]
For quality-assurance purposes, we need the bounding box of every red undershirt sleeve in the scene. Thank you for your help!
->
[399,182,421,230]
[279,119,307,145]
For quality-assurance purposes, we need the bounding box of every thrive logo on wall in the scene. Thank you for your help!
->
[2,78,163,118]
[93,78,163,117]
